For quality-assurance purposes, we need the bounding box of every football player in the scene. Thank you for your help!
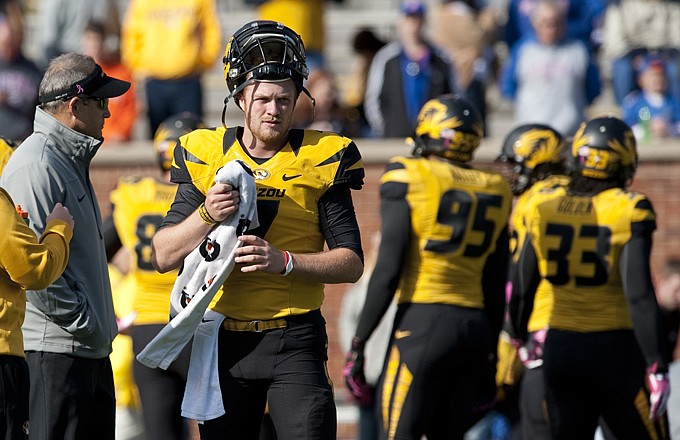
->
[344,95,512,439]
[104,112,203,440]
[497,123,568,439]
[509,116,671,439]
[150,20,364,439]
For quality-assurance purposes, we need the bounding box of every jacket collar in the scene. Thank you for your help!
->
[33,106,103,165]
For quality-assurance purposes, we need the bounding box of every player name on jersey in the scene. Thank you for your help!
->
[557,198,593,215]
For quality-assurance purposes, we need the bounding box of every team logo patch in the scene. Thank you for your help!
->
[252,168,270,180]
[199,237,221,262]
[237,217,252,236]
[201,274,217,292]
[180,287,193,308]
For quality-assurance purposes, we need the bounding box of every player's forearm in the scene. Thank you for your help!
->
[291,247,363,284]
[151,211,214,272]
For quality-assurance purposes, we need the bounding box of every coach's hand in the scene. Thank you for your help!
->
[343,337,372,407]
[647,364,670,421]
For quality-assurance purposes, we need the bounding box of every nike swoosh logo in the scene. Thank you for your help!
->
[77,194,86,202]
[282,174,302,181]
[201,319,214,323]
[394,330,411,340]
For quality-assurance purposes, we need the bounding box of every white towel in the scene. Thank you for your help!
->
[181,309,226,420]
[136,160,258,370]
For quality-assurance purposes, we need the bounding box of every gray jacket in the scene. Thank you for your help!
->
[0,107,117,358]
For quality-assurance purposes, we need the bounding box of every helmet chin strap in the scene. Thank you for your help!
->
[221,77,315,129]
[301,87,316,128]
[221,76,256,128]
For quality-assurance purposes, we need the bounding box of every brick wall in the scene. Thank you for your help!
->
[91,139,680,438]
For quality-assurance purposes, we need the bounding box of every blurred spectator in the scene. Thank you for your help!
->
[621,55,680,143]
[0,15,42,142]
[1,0,23,46]
[37,0,120,68]
[344,28,386,138]
[82,21,137,143]
[432,0,498,136]
[499,0,600,137]
[601,0,680,106]
[121,0,221,138]
[293,69,358,136]
[365,0,455,138]
[504,0,605,52]
[257,0,334,73]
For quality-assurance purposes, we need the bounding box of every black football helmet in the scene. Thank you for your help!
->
[154,112,204,172]
[411,94,484,163]
[497,123,566,195]
[223,20,309,97]
[570,116,637,184]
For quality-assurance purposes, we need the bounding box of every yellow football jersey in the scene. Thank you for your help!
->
[175,127,364,320]
[110,176,179,325]
[382,156,512,308]
[511,175,569,332]
[524,187,656,332]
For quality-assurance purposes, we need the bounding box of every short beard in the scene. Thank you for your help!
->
[247,117,288,148]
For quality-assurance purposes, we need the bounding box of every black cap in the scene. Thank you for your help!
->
[39,64,131,104]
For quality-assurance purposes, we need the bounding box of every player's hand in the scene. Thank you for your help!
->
[234,235,287,274]
[517,328,546,369]
[204,183,240,223]
[647,364,670,421]
[116,311,137,335]
[47,203,74,229]
[343,337,372,406]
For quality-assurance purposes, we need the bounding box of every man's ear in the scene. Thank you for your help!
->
[235,92,245,111]
[66,96,81,116]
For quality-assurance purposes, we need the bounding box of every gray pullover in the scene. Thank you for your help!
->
[0,107,117,358]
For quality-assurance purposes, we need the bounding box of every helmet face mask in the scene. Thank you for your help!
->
[154,112,204,172]
[224,21,309,96]
[497,124,566,195]
[412,95,483,163]
[570,116,637,185]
